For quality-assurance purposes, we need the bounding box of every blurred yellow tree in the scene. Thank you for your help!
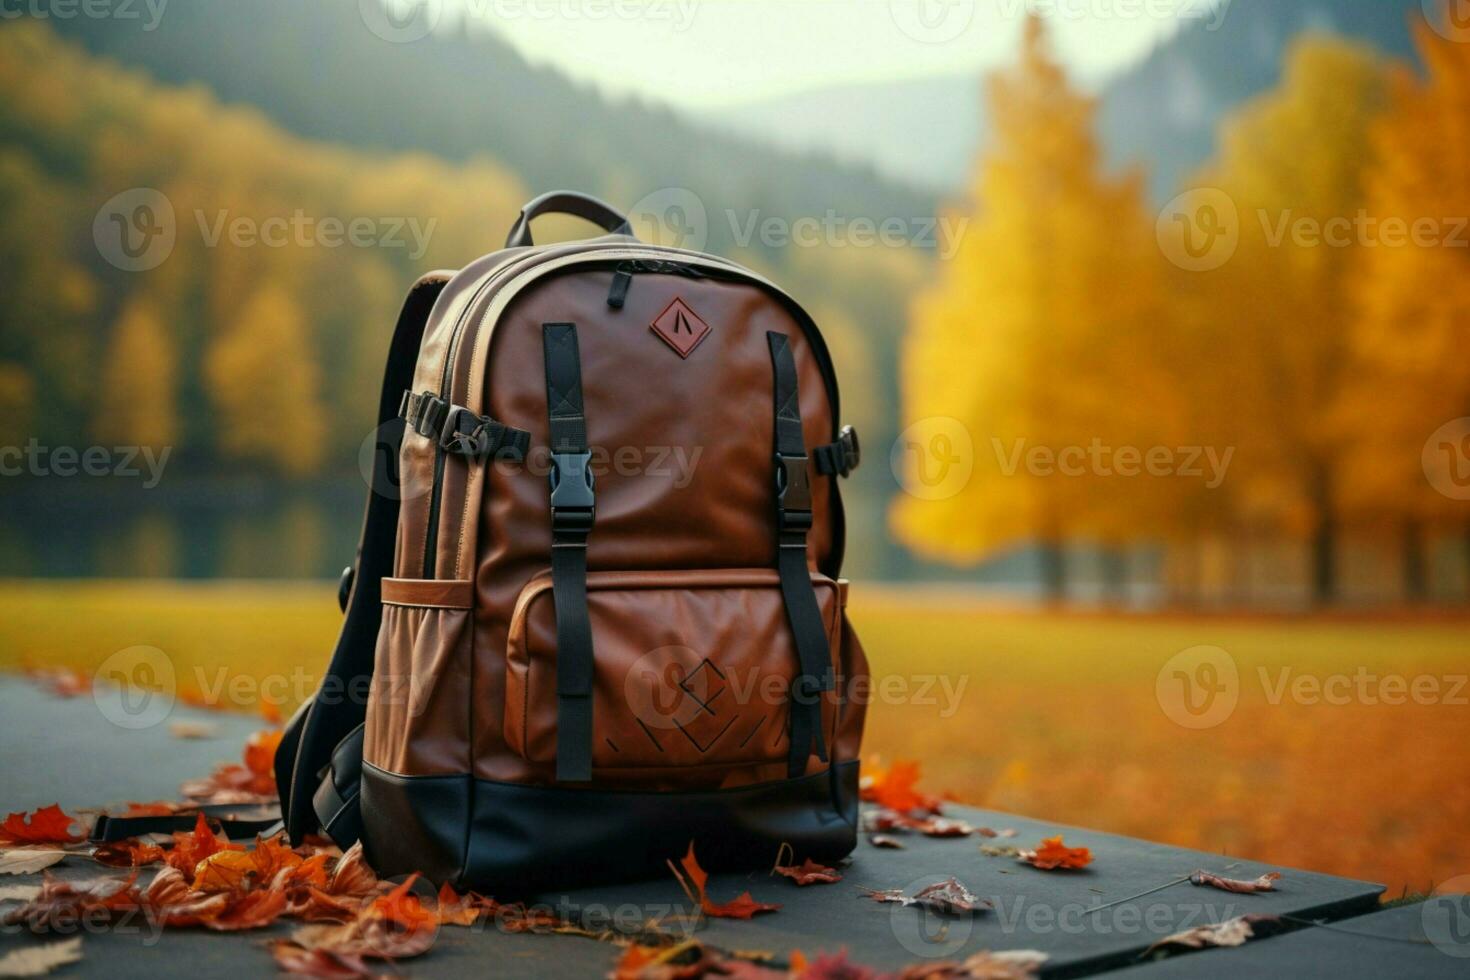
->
[1187,37,1389,603]
[891,16,1167,595]
[205,286,325,477]
[96,298,178,452]
[1342,10,1470,595]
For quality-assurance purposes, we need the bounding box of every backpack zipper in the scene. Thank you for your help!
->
[607,258,704,309]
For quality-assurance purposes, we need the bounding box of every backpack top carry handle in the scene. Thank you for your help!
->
[505,190,635,248]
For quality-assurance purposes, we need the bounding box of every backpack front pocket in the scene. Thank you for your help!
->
[504,568,842,772]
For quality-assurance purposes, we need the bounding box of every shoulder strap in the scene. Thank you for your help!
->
[543,322,597,783]
[276,273,450,843]
[768,332,835,779]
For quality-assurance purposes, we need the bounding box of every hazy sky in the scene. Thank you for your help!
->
[437,0,1229,108]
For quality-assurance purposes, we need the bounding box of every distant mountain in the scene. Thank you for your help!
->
[1099,0,1421,199]
[712,75,985,191]
[708,0,1425,200]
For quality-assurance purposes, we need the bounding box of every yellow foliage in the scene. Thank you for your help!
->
[96,298,177,451]
[1343,13,1470,526]
[205,287,325,477]
[1187,37,1389,536]
[892,17,1169,563]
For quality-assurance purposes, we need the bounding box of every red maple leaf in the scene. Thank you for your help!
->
[0,804,85,845]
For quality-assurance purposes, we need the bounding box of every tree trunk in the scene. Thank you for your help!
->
[1100,547,1129,606]
[1402,519,1426,603]
[1464,523,1470,604]
[1310,516,1336,607]
[1309,465,1337,607]
[1039,543,1066,605]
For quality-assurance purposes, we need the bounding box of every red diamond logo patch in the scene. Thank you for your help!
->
[650,297,711,358]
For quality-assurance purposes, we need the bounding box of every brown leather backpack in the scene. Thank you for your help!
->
[275,191,869,892]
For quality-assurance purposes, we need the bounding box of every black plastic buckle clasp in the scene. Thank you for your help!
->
[549,451,596,535]
[408,391,448,440]
[775,453,813,531]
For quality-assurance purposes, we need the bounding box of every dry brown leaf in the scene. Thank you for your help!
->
[772,858,842,886]
[960,949,1048,979]
[2,872,142,931]
[0,938,83,977]
[1144,914,1279,955]
[863,877,990,916]
[269,942,379,979]
[1188,870,1282,894]
[869,835,905,849]
[92,839,166,868]
[325,842,379,898]
[0,851,64,876]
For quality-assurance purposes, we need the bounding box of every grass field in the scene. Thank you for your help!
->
[1,579,1466,894]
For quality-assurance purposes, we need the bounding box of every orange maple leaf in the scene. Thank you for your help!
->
[0,804,85,844]
[669,842,780,920]
[243,729,284,784]
[165,813,242,879]
[860,759,939,815]
[434,882,482,926]
[370,875,436,933]
[1020,836,1093,871]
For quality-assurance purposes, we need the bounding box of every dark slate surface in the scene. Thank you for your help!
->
[0,677,1387,977]
[0,676,265,813]
[1108,901,1470,979]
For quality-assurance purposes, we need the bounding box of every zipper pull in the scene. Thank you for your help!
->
[607,265,633,309]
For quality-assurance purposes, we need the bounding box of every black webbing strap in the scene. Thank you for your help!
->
[543,323,596,783]
[399,390,530,461]
[767,332,834,779]
[813,425,861,478]
[91,810,283,843]
[278,275,446,844]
